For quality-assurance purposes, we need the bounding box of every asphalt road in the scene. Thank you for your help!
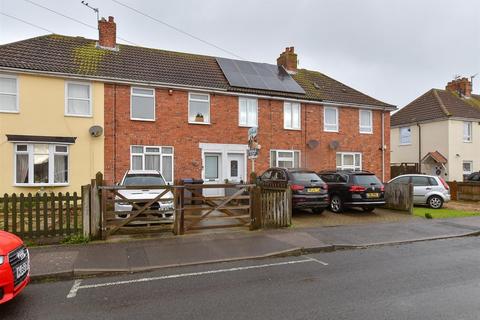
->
[3,237,480,320]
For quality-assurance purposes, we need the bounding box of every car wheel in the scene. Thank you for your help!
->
[362,207,375,212]
[330,195,343,213]
[428,195,443,209]
[312,208,324,214]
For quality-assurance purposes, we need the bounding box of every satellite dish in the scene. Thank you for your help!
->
[89,125,103,137]
[329,140,340,150]
[307,140,319,149]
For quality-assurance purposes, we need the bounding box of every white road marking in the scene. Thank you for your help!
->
[66,279,83,298]
[307,256,329,266]
[66,258,328,298]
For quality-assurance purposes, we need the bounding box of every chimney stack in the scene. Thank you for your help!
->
[277,47,298,74]
[98,16,117,50]
[446,77,472,98]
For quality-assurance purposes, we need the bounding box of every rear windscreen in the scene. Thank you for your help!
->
[291,172,323,183]
[123,174,166,186]
[353,175,381,186]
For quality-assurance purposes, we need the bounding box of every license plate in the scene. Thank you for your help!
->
[308,188,321,193]
[366,193,380,198]
[16,262,29,279]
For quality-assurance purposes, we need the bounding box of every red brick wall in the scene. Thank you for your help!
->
[104,85,391,184]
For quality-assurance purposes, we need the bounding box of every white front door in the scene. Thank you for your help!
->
[203,153,222,196]
[227,153,245,184]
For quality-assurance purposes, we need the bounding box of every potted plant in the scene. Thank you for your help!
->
[195,113,204,122]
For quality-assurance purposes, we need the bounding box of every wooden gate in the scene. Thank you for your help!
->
[174,184,254,235]
[251,182,292,229]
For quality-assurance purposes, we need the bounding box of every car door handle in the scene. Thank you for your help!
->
[426,187,432,190]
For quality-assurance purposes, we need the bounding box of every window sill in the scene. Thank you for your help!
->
[324,129,339,133]
[399,143,412,146]
[463,140,473,143]
[65,113,93,118]
[189,121,211,125]
[14,183,69,187]
[284,127,301,131]
[131,117,156,122]
[239,124,257,128]
[359,131,373,135]
[0,109,19,114]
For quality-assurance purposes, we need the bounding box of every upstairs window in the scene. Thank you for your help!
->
[66,82,91,116]
[284,101,301,130]
[131,87,155,121]
[15,144,69,185]
[130,145,174,183]
[359,109,373,133]
[400,127,411,145]
[464,121,472,142]
[188,93,210,124]
[0,74,18,112]
[270,150,300,168]
[239,97,258,127]
[324,107,338,132]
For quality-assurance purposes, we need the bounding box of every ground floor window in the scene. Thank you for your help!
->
[130,145,174,183]
[336,152,362,171]
[463,161,473,175]
[270,150,300,168]
[15,143,69,185]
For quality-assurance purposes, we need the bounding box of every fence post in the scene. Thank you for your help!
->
[90,176,101,239]
[408,183,414,215]
[249,186,261,230]
[82,185,91,238]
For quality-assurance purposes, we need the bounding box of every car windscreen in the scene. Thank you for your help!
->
[353,174,381,186]
[291,172,323,183]
[123,174,166,186]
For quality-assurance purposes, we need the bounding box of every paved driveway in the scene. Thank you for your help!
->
[292,207,415,228]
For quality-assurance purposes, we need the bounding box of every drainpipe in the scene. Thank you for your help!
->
[417,122,421,173]
[113,84,117,183]
[381,109,385,182]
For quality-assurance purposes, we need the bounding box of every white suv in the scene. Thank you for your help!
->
[388,174,451,209]
[115,170,175,222]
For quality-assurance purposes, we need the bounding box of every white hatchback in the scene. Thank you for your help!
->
[115,170,175,222]
[388,174,451,209]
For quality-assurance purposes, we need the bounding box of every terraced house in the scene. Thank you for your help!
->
[0,16,395,194]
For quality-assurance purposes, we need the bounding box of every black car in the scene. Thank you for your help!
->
[465,172,480,182]
[318,170,385,213]
[258,168,329,214]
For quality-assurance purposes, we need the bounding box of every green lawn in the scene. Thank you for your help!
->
[413,207,480,219]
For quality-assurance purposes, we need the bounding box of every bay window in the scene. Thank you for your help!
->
[15,144,69,185]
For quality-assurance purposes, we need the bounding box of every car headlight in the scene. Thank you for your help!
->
[162,200,174,205]
[0,255,4,265]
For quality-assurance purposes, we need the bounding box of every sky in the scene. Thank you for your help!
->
[1,0,479,108]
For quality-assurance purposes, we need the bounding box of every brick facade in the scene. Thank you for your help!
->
[104,84,390,184]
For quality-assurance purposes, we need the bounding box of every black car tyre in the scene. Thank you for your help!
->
[312,208,324,214]
[428,195,443,209]
[330,195,343,213]
[362,207,375,212]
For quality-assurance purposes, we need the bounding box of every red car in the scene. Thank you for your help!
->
[0,231,30,304]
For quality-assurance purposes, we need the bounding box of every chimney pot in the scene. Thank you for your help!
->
[277,46,298,74]
[98,16,117,49]
[446,76,472,98]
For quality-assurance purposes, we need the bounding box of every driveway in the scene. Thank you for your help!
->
[292,207,415,228]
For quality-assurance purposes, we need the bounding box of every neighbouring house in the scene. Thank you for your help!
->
[0,16,395,194]
[391,77,480,181]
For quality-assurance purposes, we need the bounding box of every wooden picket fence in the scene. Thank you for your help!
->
[0,192,82,240]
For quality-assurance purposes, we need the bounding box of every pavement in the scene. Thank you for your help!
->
[28,215,480,281]
[6,237,480,319]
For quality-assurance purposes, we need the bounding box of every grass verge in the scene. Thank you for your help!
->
[413,207,480,219]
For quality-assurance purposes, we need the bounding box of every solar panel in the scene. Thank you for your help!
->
[216,57,305,94]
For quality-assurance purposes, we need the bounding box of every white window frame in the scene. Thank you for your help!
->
[130,145,175,183]
[130,87,156,121]
[359,109,373,134]
[13,143,70,186]
[0,73,19,113]
[336,152,362,171]
[65,81,92,117]
[399,126,412,145]
[238,97,258,127]
[463,161,473,175]
[188,92,210,125]
[270,149,301,168]
[284,101,301,130]
[463,121,472,143]
[324,107,339,132]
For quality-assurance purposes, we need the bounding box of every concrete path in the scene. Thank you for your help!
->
[28,216,480,281]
